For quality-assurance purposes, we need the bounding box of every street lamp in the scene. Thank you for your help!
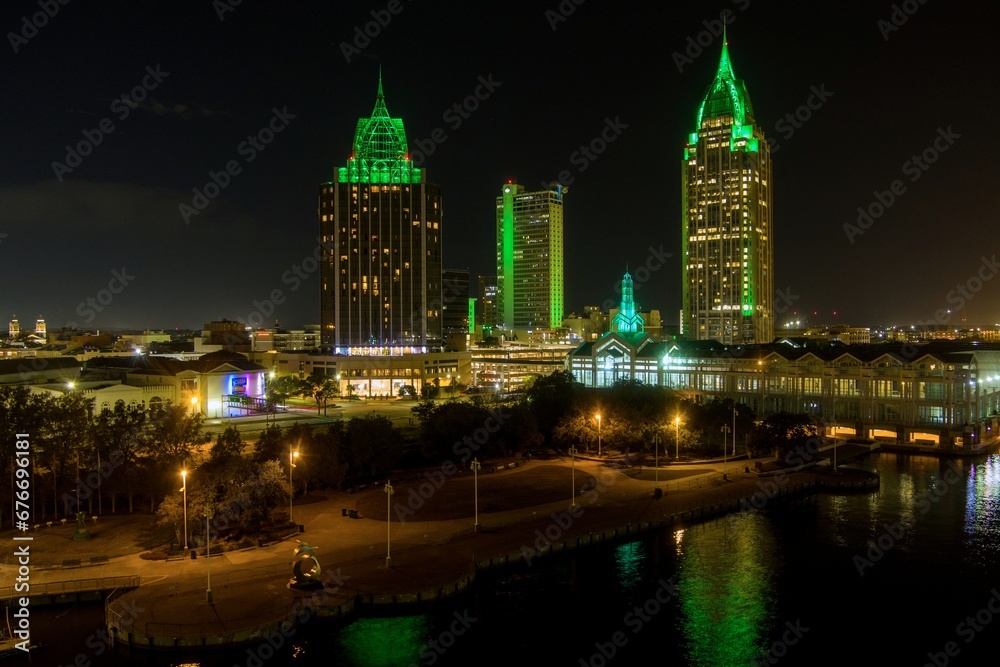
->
[595,414,602,456]
[674,416,681,459]
[568,447,578,509]
[384,480,394,567]
[181,468,188,549]
[471,458,482,531]
[289,446,299,526]
[204,506,214,604]
[190,396,199,415]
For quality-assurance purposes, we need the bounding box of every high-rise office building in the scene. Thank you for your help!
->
[477,275,498,330]
[496,182,565,331]
[319,76,443,350]
[441,267,470,334]
[681,34,773,345]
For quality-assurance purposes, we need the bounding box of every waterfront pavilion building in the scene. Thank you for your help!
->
[567,334,1000,451]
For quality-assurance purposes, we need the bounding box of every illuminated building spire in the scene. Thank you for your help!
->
[696,31,755,130]
[611,270,644,334]
[339,71,419,184]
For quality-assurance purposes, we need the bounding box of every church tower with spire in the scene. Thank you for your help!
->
[319,72,443,350]
[611,270,644,335]
[681,31,773,345]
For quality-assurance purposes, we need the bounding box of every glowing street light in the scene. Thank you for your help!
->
[674,416,681,459]
[595,414,602,456]
[289,446,299,526]
[181,468,188,549]
[470,458,482,532]
[190,396,199,415]
[384,480,394,567]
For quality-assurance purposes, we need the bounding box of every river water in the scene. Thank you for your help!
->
[12,451,1000,667]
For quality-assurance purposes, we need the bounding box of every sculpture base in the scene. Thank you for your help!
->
[287,579,324,591]
[73,531,91,541]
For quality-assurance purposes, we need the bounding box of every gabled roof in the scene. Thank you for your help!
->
[84,351,263,377]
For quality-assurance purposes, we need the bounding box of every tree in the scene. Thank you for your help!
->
[413,400,485,461]
[253,424,283,464]
[267,374,302,413]
[525,370,581,445]
[144,403,209,509]
[36,392,92,518]
[146,403,209,466]
[0,387,54,527]
[90,402,148,513]
[210,426,244,465]
[302,369,338,415]
[311,422,350,489]
[420,380,440,400]
[156,459,288,542]
[410,399,436,426]
[552,409,599,453]
[345,415,404,478]
[748,412,818,459]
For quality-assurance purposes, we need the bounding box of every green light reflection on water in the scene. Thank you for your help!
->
[677,513,775,666]
[337,615,429,667]
[614,540,646,593]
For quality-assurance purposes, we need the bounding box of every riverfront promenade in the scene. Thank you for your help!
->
[1,444,879,650]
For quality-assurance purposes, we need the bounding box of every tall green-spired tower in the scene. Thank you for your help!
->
[681,32,773,345]
[319,74,443,350]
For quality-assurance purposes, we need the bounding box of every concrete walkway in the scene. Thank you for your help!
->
[2,447,879,649]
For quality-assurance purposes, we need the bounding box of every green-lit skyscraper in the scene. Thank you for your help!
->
[682,34,773,345]
[496,182,564,332]
[319,76,442,350]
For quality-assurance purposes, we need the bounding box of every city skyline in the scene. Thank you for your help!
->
[1,2,995,332]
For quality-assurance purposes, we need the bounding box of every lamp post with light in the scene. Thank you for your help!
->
[289,446,299,526]
[595,414,602,456]
[181,468,188,549]
[674,416,681,459]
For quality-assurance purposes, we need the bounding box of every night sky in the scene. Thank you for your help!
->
[1,1,996,333]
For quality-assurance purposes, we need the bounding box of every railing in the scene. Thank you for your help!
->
[0,574,141,601]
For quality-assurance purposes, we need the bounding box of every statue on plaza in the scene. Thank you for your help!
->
[288,542,323,590]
